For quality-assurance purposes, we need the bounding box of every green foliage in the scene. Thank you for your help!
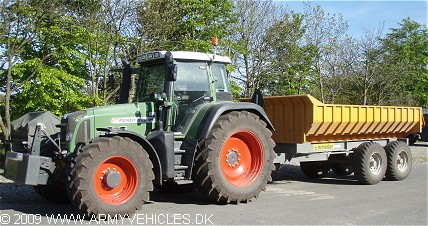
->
[263,12,313,96]
[2,0,100,120]
[11,61,98,119]
[138,0,236,52]
[380,18,428,107]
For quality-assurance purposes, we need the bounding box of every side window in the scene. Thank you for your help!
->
[136,64,165,102]
[212,63,230,93]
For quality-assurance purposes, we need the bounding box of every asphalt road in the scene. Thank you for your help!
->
[0,161,426,225]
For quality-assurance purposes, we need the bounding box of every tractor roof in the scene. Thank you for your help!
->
[137,51,232,64]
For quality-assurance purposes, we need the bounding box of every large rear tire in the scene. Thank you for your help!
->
[67,136,154,217]
[192,111,275,203]
[384,141,412,181]
[352,142,387,185]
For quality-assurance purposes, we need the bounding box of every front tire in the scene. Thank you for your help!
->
[67,136,154,217]
[384,141,412,181]
[352,142,387,185]
[193,111,275,203]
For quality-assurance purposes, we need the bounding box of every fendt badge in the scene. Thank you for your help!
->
[110,117,155,124]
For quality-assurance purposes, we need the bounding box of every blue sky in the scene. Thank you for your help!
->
[275,0,427,37]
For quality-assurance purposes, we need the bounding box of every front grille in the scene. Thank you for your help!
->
[60,111,86,151]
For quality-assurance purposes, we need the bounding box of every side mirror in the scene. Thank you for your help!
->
[165,51,177,81]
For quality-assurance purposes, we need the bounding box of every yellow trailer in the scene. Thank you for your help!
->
[242,94,424,185]
[262,95,424,143]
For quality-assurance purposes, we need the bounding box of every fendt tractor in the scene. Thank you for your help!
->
[4,41,424,218]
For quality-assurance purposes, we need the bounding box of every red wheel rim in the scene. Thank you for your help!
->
[94,156,138,205]
[220,130,264,187]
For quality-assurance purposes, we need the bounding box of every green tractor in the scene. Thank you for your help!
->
[5,50,276,217]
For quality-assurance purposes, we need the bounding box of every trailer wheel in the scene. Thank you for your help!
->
[384,141,412,181]
[300,161,330,178]
[67,136,154,217]
[193,111,275,203]
[352,142,387,185]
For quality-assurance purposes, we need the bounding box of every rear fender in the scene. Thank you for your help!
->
[196,102,274,139]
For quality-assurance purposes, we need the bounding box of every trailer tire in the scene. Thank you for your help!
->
[300,161,330,178]
[192,111,275,203]
[352,142,387,185]
[384,141,412,181]
[67,136,154,217]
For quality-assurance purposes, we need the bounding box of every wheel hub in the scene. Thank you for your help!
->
[397,151,408,172]
[226,148,241,167]
[100,167,122,189]
[369,153,382,175]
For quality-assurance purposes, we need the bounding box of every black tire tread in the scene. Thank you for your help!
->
[192,111,276,204]
[352,142,387,185]
[67,136,154,217]
[384,141,412,181]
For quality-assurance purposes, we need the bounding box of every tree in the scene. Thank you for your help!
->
[380,18,428,107]
[263,11,313,96]
[0,0,99,147]
[302,3,348,103]
[1,0,52,148]
[77,0,137,103]
[339,27,385,105]
[137,0,235,53]
[228,0,278,97]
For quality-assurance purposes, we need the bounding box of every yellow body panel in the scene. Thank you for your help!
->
[242,95,424,144]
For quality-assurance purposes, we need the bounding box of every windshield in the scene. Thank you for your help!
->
[136,63,165,102]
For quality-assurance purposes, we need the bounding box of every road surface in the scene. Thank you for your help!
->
[1,161,426,225]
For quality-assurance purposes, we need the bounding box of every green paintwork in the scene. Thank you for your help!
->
[67,56,233,154]
[67,102,157,153]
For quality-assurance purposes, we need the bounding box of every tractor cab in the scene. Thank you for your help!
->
[133,51,232,135]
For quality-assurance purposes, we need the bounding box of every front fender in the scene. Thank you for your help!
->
[97,128,162,185]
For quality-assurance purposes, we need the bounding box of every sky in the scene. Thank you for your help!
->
[275,0,428,37]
